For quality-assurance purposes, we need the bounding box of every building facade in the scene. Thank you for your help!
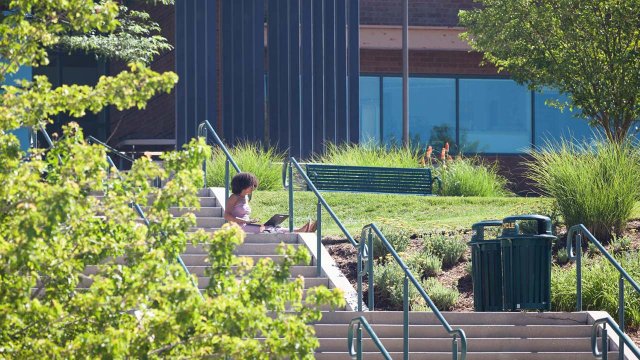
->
[41,1,597,193]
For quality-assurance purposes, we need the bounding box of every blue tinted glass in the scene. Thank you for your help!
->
[359,76,380,143]
[382,77,402,145]
[409,78,456,150]
[534,88,595,147]
[459,79,532,153]
[4,66,33,151]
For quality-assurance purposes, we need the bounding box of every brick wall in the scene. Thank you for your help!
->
[361,49,498,76]
[108,3,176,147]
[360,0,479,27]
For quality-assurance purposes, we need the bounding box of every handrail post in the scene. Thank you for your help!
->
[603,325,609,360]
[357,240,363,312]
[368,228,374,310]
[288,162,294,232]
[403,274,409,360]
[452,335,459,360]
[203,155,207,188]
[619,275,625,360]
[576,232,583,311]
[357,323,363,360]
[316,200,322,277]
[224,159,230,200]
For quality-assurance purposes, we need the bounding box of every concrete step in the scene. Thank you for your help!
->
[188,231,299,244]
[313,352,619,360]
[317,312,589,326]
[93,196,218,208]
[313,324,592,339]
[317,337,596,353]
[185,243,300,255]
[185,265,319,277]
[180,254,310,266]
[197,276,329,289]
[167,207,223,217]
[193,217,226,228]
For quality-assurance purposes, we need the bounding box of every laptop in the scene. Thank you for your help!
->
[263,214,289,227]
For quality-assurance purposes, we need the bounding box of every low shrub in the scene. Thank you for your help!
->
[527,139,640,243]
[434,157,511,197]
[205,142,284,191]
[372,227,411,261]
[556,248,569,265]
[373,261,417,309]
[412,278,460,311]
[406,251,442,279]
[424,235,467,268]
[315,142,421,168]
[551,253,640,329]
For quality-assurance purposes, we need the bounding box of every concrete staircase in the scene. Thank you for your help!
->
[314,311,622,359]
[92,188,631,359]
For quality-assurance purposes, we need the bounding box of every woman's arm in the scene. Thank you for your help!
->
[224,195,251,224]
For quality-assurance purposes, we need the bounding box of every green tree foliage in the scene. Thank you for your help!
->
[460,0,640,143]
[57,2,174,63]
[0,1,343,357]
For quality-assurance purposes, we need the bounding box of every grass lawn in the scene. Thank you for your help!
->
[250,190,554,237]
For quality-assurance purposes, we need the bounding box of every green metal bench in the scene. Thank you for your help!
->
[305,163,440,196]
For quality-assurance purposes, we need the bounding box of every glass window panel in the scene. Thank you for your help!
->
[409,78,456,150]
[382,77,402,145]
[534,88,594,147]
[459,79,532,153]
[359,76,381,143]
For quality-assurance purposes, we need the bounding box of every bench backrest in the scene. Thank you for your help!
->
[305,164,435,195]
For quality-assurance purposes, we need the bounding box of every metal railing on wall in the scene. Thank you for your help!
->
[198,120,241,201]
[283,157,467,360]
[567,224,640,360]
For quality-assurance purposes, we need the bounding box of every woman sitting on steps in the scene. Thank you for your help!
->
[224,172,317,234]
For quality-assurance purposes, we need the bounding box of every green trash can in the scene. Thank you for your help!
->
[469,220,504,312]
[500,215,555,311]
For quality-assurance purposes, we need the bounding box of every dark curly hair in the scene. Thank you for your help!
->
[231,172,259,195]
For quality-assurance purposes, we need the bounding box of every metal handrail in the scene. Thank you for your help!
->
[105,155,200,295]
[567,224,640,359]
[591,315,640,360]
[88,135,134,168]
[348,316,392,360]
[197,120,241,200]
[362,223,467,360]
[283,158,359,286]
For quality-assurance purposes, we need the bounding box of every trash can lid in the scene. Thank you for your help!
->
[502,215,553,236]
[471,220,502,241]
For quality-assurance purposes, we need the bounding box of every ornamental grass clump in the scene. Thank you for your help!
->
[551,253,640,329]
[424,234,467,269]
[206,142,284,191]
[316,142,422,168]
[527,139,640,243]
[422,143,510,197]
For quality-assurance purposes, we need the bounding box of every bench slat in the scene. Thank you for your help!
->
[305,164,436,196]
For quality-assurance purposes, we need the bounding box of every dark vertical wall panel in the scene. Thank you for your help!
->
[184,4,196,142]
[176,0,218,147]
[231,1,243,141]
[348,0,360,143]
[300,0,314,157]
[175,0,186,147]
[277,0,290,149]
[205,0,217,136]
[241,1,251,139]
[312,0,324,154]
[194,0,206,142]
[221,0,233,141]
[335,0,347,143]
[323,0,336,144]
[289,0,301,157]
[267,0,280,144]
[254,0,265,142]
